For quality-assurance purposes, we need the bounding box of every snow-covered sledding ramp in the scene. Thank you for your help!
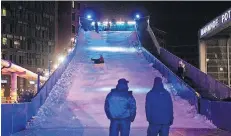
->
[13,31,229,136]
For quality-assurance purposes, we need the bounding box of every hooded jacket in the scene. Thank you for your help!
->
[145,78,174,125]
[104,84,136,122]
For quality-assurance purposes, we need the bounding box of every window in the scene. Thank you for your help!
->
[28,13,30,21]
[48,46,51,53]
[25,12,28,20]
[42,59,44,66]
[37,42,40,51]
[42,45,44,52]
[30,2,34,9]
[42,31,45,38]
[35,15,37,23]
[77,3,80,10]
[35,30,38,37]
[19,56,23,64]
[72,13,75,21]
[2,54,6,59]
[2,8,6,16]
[35,44,37,50]
[31,28,35,37]
[72,25,75,34]
[19,10,23,18]
[14,41,20,49]
[13,55,16,63]
[35,59,38,66]
[27,39,31,50]
[2,38,7,45]
[10,55,13,61]
[10,24,13,33]
[20,41,25,49]
[49,32,52,40]
[2,23,6,32]
[72,1,75,8]
[9,40,13,48]
[10,10,14,17]
[20,25,23,33]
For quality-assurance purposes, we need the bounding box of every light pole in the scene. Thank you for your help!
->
[37,68,43,92]
[48,60,52,76]
[79,15,94,31]
[48,45,52,76]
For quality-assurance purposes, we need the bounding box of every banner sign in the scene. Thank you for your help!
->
[200,8,231,38]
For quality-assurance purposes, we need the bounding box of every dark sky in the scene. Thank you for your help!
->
[83,1,231,45]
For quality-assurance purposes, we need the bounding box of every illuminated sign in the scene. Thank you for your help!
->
[1,80,7,83]
[29,81,35,84]
[91,21,136,26]
[200,8,231,38]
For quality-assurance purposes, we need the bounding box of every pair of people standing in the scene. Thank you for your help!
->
[104,77,174,136]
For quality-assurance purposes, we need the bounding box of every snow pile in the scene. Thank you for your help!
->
[27,55,81,129]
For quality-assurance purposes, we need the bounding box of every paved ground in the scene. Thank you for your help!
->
[13,128,231,136]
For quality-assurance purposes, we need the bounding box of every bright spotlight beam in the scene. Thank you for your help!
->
[87,47,136,53]
[116,21,125,25]
[54,64,58,69]
[136,14,140,19]
[87,15,92,19]
[58,56,65,63]
[91,21,95,26]
[127,21,136,25]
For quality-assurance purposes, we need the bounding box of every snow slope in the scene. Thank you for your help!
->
[12,31,217,136]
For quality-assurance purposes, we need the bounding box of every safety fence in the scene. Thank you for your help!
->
[200,99,231,131]
[136,25,231,131]
[160,48,231,100]
[141,46,231,132]
[141,47,199,109]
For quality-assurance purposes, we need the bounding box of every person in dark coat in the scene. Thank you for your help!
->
[107,22,111,31]
[95,21,99,33]
[91,54,104,64]
[146,77,174,136]
[177,60,186,80]
[105,78,137,136]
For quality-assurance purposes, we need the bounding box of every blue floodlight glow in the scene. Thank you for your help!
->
[87,15,92,19]
[136,14,140,19]
[116,21,125,25]
[87,47,136,53]
[91,22,95,26]
[127,21,136,25]
[103,21,108,26]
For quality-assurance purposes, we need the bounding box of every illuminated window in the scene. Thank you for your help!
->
[77,3,80,10]
[72,25,75,33]
[2,8,6,16]
[72,13,75,21]
[2,38,7,45]
[72,1,75,8]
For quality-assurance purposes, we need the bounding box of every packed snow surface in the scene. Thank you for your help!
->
[12,31,217,136]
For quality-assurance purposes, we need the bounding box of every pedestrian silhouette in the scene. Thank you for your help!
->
[146,77,174,136]
[105,78,136,136]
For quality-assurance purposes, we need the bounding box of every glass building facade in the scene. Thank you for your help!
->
[206,37,231,86]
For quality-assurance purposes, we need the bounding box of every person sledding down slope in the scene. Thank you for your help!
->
[91,54,104,64]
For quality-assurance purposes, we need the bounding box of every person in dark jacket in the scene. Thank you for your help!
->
[105,78,137,136]
[95,20,99,33]
[107,22,111,31]
[91,55,104,64]
[146,77,174,136]
[177,60,186,80]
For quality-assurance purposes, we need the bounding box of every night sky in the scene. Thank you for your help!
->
[83,1,231,46]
